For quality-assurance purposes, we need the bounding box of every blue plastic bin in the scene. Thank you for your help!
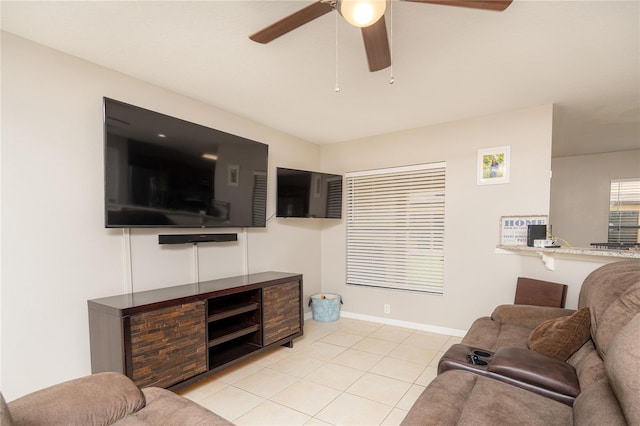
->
[309,293,341,322]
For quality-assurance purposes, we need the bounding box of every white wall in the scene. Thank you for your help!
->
[320,105,555,332]
[0,32,323,400]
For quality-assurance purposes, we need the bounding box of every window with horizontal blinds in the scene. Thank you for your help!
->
[346,163,446,294]
[609,178,640,244]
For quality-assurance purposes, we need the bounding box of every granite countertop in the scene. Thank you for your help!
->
[496,245,640,259]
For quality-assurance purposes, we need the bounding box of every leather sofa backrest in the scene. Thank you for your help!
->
[578,260,640,358]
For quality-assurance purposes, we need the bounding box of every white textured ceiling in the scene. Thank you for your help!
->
[1,0,639,157]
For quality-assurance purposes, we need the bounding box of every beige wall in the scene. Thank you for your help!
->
[550,150,640,248]
[0,32,322,400]
[2,31,618,401]
[320,105,554,332]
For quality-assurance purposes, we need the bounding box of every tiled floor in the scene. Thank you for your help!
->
[178,317,461,425]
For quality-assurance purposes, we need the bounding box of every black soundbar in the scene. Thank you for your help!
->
[158,233,238,245]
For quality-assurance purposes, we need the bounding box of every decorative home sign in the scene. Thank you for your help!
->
[500,215,548,246]
[478,146,510,185]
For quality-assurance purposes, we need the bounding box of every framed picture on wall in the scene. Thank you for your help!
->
[477,146,510,185]
[228,164,239,187]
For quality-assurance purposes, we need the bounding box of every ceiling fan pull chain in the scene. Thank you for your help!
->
[389,0,394,85]
[335,9,340,93]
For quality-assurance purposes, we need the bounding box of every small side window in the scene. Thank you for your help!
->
[609,178,640,246]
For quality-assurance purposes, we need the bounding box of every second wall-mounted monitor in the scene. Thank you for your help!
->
[276,168,343,219]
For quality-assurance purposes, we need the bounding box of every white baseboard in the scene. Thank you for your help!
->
[304,310,467,338]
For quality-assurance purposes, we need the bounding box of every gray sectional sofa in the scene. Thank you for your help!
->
[402,260,640,425]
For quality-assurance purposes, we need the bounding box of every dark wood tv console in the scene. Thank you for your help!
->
[88,271,303,391]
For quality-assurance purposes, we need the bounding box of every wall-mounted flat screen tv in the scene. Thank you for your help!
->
[104,98,268,228]
[276,167,343,219]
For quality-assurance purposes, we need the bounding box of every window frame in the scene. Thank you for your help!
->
[345,162,446,294]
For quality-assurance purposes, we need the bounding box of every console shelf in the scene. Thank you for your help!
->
[208,323,260,347]
[208,302,260,322]
[88,271,303,391]
[209,341,262,370]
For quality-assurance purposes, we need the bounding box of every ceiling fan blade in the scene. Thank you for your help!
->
[362,16,391,72]
[402,0,512,12]
[250,1,334,43]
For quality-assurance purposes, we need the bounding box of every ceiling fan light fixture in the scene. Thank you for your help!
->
[337,0,386,28]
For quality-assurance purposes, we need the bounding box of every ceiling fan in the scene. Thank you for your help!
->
[250,0,512,72]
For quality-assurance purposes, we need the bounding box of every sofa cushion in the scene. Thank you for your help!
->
[401,370,572,426]
[595,282,640,358]
[567,339,606,390]
[8,372,145,426]
[572,379,627,426]
[605,313,640,424]
[527,307,591,361]
[578,260,640,355]
[491,305,575,329]
[461,317,532,351]
[135,387,233,425]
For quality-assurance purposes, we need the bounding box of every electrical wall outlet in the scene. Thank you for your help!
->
[384,304,390,314]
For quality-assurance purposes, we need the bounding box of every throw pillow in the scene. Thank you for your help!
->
[527,307,591,361]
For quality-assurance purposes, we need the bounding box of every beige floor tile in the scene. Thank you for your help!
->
[315,393,393,426]
[320,331,365,348]
[269,354,325,378]
[234,400,311,426]
[352,337,398,356]
[346,373,411,406]
[396,384,426,411]
[177,377,228,402]
[271,379,341,416]
[304,418,334,426]
[428,351,445,368]
[331,348,384,371]
[305,319,341,334]
[404,331,451,351]
[288,330,330,353]
[415,366,438,387]
[212,360,264,384]
[382,408,409,426]
[369,356,426,383]
[369,325,414,343]
[197,385,264,422]
[337,320,382,336]
[188,318,454,425]
[251,346,294,367]
[447,335,463,345]
[234,367,300,398]
[294,341,346,361]
[388,344,437,365]
[304,362,365,391]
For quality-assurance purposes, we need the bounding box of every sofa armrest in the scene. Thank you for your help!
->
[8,372,145,426]
[491,305,575,329]
[489,346,580,399]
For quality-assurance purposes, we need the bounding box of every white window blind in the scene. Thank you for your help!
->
[346,163,446,294]
[609,178,640,244]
